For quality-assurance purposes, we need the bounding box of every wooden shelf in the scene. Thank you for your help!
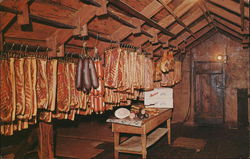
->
[117,128,168,152]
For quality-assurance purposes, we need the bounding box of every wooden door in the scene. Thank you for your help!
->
[194,62,225,125]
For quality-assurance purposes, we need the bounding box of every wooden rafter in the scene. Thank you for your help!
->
[106,0,164,42]
[157,0,196,39]
[179,23,215,49]
[0,0,29,32]
[107,10,136,29]
[209,0,249,19]
[46,3,100,57]
[132,0,197,47]
[206,1,242,26]
[240,0,246,32]
[0,5,77,29]
[107,0,175,37]
[158,8,204,45]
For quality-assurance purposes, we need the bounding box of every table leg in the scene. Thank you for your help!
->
[141,134,147,159]
[114,132,120,159]
[167,119,171,145]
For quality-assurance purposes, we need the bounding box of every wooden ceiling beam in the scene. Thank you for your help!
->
[158,9,204,44]
[214,20,243,40]
[17,3,29,25]
[4,36,47,48]
[240,0,246,32]
[209,0,249,19]
[132,0,197,47]
[108,0,175,37]
[107,10,136,29]
[213,16,242,34]
[157,0,196,39]
[110,0,164,41]
[80,0,101,7]
[170,18,209,47]
[46,3,100,57]
[0,5,77,29]
[0,0,29,32]
[179,24,215,49]
[206,1,242,26]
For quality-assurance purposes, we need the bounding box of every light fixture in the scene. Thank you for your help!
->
[217,55,227,63]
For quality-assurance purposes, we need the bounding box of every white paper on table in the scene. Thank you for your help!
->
[144,88,173,108]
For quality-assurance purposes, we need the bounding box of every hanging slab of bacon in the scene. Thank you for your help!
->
[69,63,78,108]
[31,58,37,117]
[154,59,162,82]
[160,50,175,73]
[40,111,52,122]
[23,58,33,120]
[104,48,121,88]
[37,59,49,110]
[94,59,104,79]
[144,57,154,91]
[173,61,182,84]
[47,59,57,111]
[0,59,16,122]
[14,58,25,117]
[57,62,71,112]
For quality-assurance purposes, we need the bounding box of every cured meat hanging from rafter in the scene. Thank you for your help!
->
[57,62,71,113]
[37,59,49,110]
[46,59,57,111]
[0,59,16,123]
[15,58,25,117]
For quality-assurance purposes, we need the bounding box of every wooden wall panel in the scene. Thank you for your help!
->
[172,32,249,128]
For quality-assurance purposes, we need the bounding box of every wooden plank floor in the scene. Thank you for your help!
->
[92,124,249,159]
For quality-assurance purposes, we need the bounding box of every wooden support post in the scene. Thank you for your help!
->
[57,44,64,57]
[141,134,147,159]
[167,119,171,145]
[17,3,30,25]
[80,24,88,37]
[38,122,54,159]
[46,35,57,57]
[114,132,120,159]
[0,32,3,52]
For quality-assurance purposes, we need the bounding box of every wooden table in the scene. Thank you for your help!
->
[108,108,172,159]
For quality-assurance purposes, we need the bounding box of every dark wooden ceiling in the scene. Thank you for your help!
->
[0,0,249,57]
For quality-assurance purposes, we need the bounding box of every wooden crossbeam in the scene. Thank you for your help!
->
[179,24,215,49]
[157,0,196,39]
[0,5,77,29]
[0,1,29,32]
[132,0,197,47]
[209,0,249,19]
[46,4,99,57]
[214,20,243,40]
[240,0,245,31]
[107,10,136,29]
[17,3,29,25]
[107,0,175,37]
[206,1,241,26]
[80,0,101,7]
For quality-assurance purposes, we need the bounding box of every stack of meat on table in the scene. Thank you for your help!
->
[0,48,182,135]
